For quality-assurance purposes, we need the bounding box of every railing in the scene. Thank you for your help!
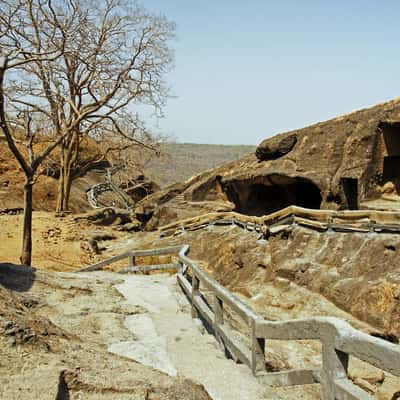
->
[86,168,134,209]
[78,245,186,273]
[86,183,112,209]
[255,318,400,399]
[158,205,400,237]
[77,244,400,400]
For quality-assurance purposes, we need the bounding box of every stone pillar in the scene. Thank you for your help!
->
[321,343,349,399]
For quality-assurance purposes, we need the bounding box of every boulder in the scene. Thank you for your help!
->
[255,133,297,161]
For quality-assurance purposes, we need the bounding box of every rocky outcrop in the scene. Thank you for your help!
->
[137,98,400,228]
[149,223,400,339]
[133,99,400,340]
[255,134,297,161]
[268,226,400,339]
[74,207,141,231]
[122,174,160,203]
[145,200,235,231]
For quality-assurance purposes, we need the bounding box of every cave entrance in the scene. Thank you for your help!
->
[341,178,358,210]
[383,156,400,180]
[225,176,322,216]
[381,122,400,181]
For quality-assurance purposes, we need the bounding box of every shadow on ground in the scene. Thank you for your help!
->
[55,371,70,400]
[0,263,36,292]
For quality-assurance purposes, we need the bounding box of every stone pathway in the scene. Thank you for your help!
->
[108,273,271,400]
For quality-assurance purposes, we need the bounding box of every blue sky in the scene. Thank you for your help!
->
[144,1,400,145]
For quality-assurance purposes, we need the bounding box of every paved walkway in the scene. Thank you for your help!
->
[107,273,271,400]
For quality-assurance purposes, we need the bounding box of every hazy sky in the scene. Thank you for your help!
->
[144,1,400,145]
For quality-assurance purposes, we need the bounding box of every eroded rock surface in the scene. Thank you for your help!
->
[137,99,400,225]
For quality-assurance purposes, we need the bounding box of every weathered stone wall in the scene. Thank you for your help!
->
[269,227,400,339]
[154,225,400,339]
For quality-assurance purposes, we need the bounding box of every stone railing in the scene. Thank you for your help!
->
[77,244,400,400]
[86,182,112,209]
[158,205,400,237]
[86,168,134,210]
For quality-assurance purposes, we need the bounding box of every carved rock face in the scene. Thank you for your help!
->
[137,98,400,222]
[256,134,297,161]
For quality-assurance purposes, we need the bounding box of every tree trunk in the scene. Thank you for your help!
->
[56,169,64,212]
[56,166,66,212]
[56,133,78,213]
[20,178,33,266]
[56,162,74,212]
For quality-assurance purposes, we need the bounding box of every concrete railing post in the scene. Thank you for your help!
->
[321,341,349,400]
[129,254,136,268]
[191,275,200,318]
[213,295,224,348]
[179,260,185,274]
[251,318,266,375]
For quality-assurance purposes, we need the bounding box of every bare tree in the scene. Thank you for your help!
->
[0,0,69,265]
[7,0,175,212]
[100,122,163,188]
[0,0,174,263]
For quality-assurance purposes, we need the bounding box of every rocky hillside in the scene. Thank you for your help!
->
[136,98,400,227]
[0,139,253,213]
[132,98,400,344]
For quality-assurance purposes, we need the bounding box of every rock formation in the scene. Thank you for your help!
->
[136,98,400,227]
[132,98,400,344]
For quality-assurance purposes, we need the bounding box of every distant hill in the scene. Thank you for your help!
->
[147,142,255,187]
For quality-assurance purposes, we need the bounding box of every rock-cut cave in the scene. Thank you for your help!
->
[223,175,322,216]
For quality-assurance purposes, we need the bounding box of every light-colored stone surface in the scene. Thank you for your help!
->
[107,272,325,399]
[0,267,212,400]
[109,273,271,400]
[109,314,177,376]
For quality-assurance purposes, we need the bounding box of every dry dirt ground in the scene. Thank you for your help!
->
[0,211,130,272]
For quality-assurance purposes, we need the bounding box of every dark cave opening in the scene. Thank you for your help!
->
[381,121,400,182]
[381,121,400,157]
[224,176,322,216]
[341,177,358,210]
